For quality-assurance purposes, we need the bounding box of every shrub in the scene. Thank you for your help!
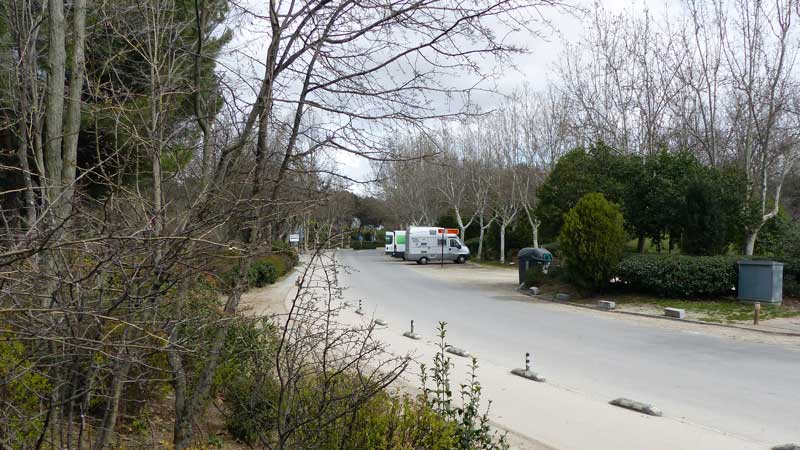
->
[464,237,480,251]
[682,179,727,255]
[421,322,508,450]
[223,321,503,450]
[540,241,560,257]
[247,258,279,287]
[272,241,300,266]
[350,240,384,250]
[262,254,287,277]
[617,254,738,297]
[0,338,51,448]
[524,267,551,288]
[781,258,800,297]
[559,193,627,292]
[224,361,458,449]
[218,318,280,444]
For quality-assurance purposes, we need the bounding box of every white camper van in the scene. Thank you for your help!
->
[404,226,469,264]
[385,231,394,256]
[392,230,407,258]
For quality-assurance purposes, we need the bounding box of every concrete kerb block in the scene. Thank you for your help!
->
[510,352,546,382]
[609,398,662,417]
[598,300,616,310]
[402,320,421,340]
[664,307,686,319]
[555,293,570,301]
[510,368,546,382]
[445,346,471,358]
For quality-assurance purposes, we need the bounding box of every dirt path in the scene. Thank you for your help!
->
[240,266,300,317]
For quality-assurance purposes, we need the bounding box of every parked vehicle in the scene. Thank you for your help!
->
[385,231,394,256]
[392,230,407,258]
[404,226,469,264]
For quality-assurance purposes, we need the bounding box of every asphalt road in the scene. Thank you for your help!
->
[337,249,800,447]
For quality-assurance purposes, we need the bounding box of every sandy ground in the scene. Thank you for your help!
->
[417,261,800,347]
[240,269,298,317]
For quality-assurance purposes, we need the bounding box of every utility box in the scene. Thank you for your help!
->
[518,248,553,286]
[737,260,783,304]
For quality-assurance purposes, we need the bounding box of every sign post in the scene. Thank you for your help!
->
[436,228,459,268]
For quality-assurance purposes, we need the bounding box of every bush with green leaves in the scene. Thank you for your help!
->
[247,258,279,287]
[351,240,385,250]
[272,241,300,266]
[780,258,800,297]
[420,322,508,450]
[0,338,51,448]
[682,179,728,255]
[523,265,564,288]
[536,143,629,241]
[559,193,627,292]
[617,254,738,297]
[219,318,280,444]
[222,320,506,450]
[755,211,800,259]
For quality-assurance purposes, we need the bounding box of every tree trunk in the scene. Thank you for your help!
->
[637,235,646,254]
[44,0,66,212]
[477,217,485,260]
[499,223,506,264]
[15,81,37,227]
[93,358,130,450]
[61,0,87,219]
[523,205,539,248]
[744,228,760,256]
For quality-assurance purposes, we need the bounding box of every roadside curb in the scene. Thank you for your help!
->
[518,288,800,338]
[609,397,662,417]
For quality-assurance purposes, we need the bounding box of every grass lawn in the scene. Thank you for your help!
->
[588,294,800,323]
[529,276,800,323]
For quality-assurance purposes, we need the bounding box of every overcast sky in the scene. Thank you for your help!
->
[219,0,656,192]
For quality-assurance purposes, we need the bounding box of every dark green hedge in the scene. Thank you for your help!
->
[617,254,738,298]
[770,257,799,297]
[785,260,799,297]
[351,240,385,250]
[248,259,279,287]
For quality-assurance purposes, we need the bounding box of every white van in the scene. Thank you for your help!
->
[392,230,407,258]
[404,226,469,264]
[385,231,394,256]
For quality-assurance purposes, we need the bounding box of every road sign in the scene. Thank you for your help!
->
[289,234,300,243]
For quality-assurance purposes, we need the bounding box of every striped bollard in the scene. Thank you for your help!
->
[511,351,545,382]
[355,299,364,315]
[403,320,421,340]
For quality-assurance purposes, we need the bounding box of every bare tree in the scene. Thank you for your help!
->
[717,0,798,254]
